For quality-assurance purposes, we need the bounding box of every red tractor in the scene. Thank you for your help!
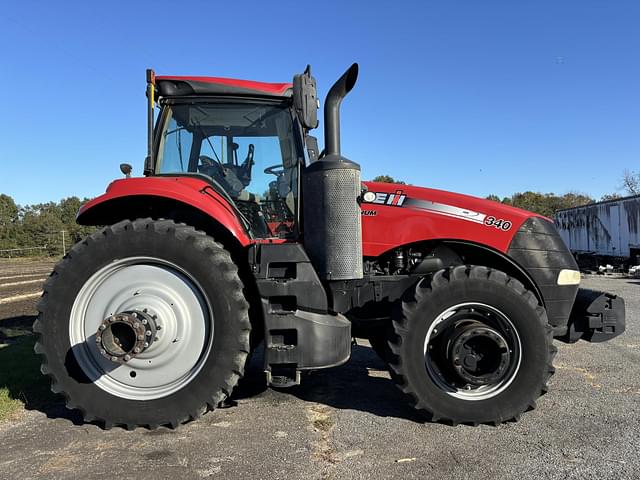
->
[35,64,625,429]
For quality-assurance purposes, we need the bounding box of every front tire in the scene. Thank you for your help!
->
[389,265,556,425]
[34,219,251,429]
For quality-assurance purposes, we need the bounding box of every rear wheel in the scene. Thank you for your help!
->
[389,265,555,425]
[34,219,251,429]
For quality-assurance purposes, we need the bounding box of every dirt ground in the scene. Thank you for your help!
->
[0,258,638,480]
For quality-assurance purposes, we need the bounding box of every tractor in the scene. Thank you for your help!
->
[34,64,625,429]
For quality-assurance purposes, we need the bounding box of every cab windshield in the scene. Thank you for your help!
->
[156,102,300,238]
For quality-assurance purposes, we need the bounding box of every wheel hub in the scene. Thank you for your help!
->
[96,310,157,363]
[423,302,522,401]
[449,322,510,386]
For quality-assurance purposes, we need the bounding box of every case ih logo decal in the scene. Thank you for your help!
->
[363,190,512,231]
[362,190,406,206]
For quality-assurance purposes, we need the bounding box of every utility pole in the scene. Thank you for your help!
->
[61,230,66,256]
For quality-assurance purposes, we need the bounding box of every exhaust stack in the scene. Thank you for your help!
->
[303,64,363,281]
[324,63,359,156]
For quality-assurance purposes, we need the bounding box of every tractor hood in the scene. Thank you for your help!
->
[360,181,549,257]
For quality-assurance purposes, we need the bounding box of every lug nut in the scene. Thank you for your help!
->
[132,312,138,318]
[143,342,149,348]
[124,354,131,361]
[99,324,106,331]
[146,331,152,336]
[110,356,118,362]
[134,347,141,354]
[138,334,144,340]
[142,319,148,325]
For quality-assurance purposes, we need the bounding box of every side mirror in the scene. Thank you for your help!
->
[293,65,319,130]
[120,163,133,178]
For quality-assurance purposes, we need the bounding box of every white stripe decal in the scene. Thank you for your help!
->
[404,199,487,224]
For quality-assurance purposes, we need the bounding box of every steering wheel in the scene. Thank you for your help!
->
[199,155,218,167]
[198,155,244,195]
[264,164,285,176]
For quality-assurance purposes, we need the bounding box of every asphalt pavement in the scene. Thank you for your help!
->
[0,260,638,480]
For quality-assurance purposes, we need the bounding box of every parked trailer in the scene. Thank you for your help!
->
[555,195,640,268]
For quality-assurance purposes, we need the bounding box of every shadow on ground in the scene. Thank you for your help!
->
[1,315,421,427]
[0,314,83,424]
[234,342,423,423]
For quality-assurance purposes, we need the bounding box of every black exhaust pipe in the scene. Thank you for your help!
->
[324,63,358,157]
[303,63,363,281]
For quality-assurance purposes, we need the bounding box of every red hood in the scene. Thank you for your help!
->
[360,182,546,257]
[364,182,545,220]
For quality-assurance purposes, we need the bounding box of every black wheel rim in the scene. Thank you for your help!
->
[423,302,521,400]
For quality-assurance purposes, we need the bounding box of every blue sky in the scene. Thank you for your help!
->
[0,1,638,206]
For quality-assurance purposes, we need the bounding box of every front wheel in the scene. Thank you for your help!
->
[34,219,251,429]
[389,265,556,425]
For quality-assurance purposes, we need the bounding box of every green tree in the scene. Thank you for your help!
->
[0,194,20,250]
[0,194,96,257]
[58,197,95,242]
[600,193,622,202]
[499,191,593,217]
[372,175,406,184]
[0,194,19,225]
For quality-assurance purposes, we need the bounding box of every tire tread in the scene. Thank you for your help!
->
[388,265,555,426]
[34,218,251,430]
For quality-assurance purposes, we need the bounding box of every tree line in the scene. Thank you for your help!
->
[1,169,638,257]
[0,194,96,257]
[372,170,639,219]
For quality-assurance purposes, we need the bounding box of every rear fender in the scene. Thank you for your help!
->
[77,177,251,247]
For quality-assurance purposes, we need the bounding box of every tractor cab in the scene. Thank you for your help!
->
[150,76,303,239]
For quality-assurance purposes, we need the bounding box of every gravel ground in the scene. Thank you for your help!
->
[0,259,638,480]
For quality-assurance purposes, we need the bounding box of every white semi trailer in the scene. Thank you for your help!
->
[555,194,640,268]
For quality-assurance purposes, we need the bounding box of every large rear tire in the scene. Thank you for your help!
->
[389,265,556,425]
[34,219,251,429]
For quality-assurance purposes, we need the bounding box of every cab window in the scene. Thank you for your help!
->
[157,103,300,238]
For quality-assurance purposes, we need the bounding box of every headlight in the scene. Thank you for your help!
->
[557,269,581,286]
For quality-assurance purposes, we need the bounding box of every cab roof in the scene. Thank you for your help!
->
[156,75,293,98]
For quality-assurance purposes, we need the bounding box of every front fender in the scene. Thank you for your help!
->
[78,176,252,247]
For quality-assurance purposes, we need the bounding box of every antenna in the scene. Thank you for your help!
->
[144,69,156,175]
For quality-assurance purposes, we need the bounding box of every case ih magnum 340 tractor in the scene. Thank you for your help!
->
[35,64,625,429]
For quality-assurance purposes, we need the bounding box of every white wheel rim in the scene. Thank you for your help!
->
[69,257,213,400]
[423,302,522,401]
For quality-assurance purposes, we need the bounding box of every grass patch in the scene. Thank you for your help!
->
[313,417,333,432]
[0,334,56,421]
